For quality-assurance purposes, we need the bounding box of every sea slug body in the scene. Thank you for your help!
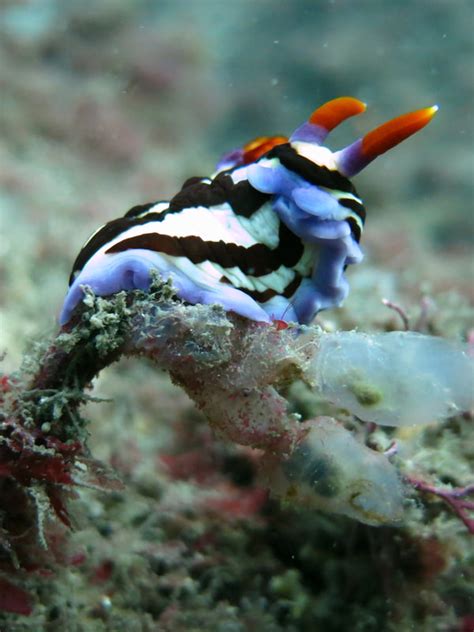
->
[60,97,437,326]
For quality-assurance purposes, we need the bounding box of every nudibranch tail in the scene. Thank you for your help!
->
[335,105,438,177]
[290,96,367,144]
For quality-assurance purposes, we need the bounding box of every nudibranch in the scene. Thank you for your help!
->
[60,97,437,326]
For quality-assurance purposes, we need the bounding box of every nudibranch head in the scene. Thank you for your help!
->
[60,97,437,327]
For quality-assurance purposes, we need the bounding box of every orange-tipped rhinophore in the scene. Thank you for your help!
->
[335,104,438,176]
[361,105,438,160]
[291,96,367,144]
[309,96,367,132]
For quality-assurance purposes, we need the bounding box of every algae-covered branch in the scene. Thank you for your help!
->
[1,281,472,580]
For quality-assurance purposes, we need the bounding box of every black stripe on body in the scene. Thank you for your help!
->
[69,210,180,285]
[180,176,208,190]
[168,173,269,219]
[105,221,304,277]
[222,175,270,219]
[69,174,271,284]
[69,217,137,285]
[338,197,366,224]
[266,143,358,195]
[345,218,362,242]
[339,198,366,242]
[220,273,303,303]
[124,201,160,218]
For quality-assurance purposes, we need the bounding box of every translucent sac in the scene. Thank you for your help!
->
[309,331,474,426]
[261,417,404,525]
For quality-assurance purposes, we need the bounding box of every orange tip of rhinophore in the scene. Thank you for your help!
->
[242,135,288,164]
[309,96,367,131]
[362,105,438,160]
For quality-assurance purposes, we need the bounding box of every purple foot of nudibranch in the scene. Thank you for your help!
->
[59,250,276,326]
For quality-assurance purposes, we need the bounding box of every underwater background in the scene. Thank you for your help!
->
[0,1,473,630]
